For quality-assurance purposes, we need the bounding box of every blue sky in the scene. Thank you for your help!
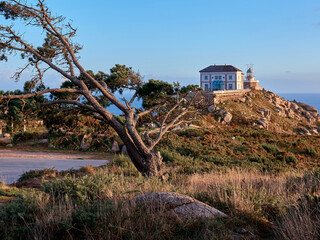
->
[1,0,320,93]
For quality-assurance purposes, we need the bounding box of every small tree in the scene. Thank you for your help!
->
[0,0,198,177]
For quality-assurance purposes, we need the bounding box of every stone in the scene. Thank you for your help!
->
[36,139,49,144]
[239,97,246,103]
[3,133,10,138]
[121,145,128,155]
[111,140,120,152]
[257,118,268,129]
[258,109,271,120]
[297,102,318,113]
[207,105,215,113]
[80,134,91,150]
[309,129,318,135]
[0,138,12,144]
[131,192,227,220]
[299,128,311,136]
[290,102,300,111]
[234,228,249,234]
[223,112,233,124]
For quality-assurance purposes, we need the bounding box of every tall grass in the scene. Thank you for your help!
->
[1,161,320,239]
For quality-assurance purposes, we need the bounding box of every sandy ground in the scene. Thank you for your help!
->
[0,149,109,184]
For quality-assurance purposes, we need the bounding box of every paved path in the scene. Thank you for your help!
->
[0,151,109,184]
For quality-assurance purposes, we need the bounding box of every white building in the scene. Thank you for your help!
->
[199,65,244,91]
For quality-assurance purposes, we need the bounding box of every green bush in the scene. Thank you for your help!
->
[261,144,280,155]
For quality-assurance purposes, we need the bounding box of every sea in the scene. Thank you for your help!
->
[106,92,320,115]
[277,93,320,112]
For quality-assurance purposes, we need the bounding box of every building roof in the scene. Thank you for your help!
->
[199,65,243,73]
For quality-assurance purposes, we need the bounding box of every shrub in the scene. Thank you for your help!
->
[261,144,280,155]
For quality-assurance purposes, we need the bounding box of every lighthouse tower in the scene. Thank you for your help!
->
[244,65,261,90]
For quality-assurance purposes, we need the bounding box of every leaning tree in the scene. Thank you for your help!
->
[0,0,199,177]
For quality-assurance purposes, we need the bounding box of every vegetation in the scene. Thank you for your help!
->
[0,156,319,239]
[0,0,201,177]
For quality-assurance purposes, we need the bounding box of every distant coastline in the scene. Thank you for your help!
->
[277,93,320,112]
[106,92,320,115]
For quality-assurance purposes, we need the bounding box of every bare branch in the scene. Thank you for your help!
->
[40,99,96,112]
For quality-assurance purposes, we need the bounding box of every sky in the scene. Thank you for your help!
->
[1,0,320,93]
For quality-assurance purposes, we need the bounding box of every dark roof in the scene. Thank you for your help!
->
[199,65,243,73]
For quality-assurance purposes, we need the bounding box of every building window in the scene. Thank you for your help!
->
[204,75,208,80]
[228,84,233,90]
[204,84,209,91]
[229,75,233,80]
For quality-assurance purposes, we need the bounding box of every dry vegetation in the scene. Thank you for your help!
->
[1,90,320,239]
[0,155,320,239]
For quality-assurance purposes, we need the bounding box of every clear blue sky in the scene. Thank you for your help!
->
[1,0,320,93]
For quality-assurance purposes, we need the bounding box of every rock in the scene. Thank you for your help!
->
[290,102,300,111]
[111,140,120,152]
[309,129,318,135]
[297,102,318,113]
[299,128,312,136]
[234,228,249,234]
[131,192,227,220]
[224,112,233,124]
[208,105,216,113]
[285,109,295,118]
[0,138,12,144]
[239,97,246,103]
[36,139,49,144]
[121,145,128,155]
[80,134,91,150]
[257,118,268,129]
[258,109,271,120]
[3,133,10,138]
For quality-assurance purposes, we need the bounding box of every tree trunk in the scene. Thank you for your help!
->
[124,142,164,177]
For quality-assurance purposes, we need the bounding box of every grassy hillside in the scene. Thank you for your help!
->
[0,90,319,239]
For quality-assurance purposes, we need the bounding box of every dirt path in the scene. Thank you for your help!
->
[0,149,111,184]
[0,149,106,160]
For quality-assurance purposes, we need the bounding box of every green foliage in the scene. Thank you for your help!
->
[42,173,119,202]
[138,79,174,108]
[18,168,56,182]
[261,144,280,155]
[109,154,140,176]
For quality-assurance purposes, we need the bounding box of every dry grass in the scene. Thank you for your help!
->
[1,160,320,239]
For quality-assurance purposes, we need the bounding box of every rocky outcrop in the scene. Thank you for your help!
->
[131,192,227,220]
[257,118,268,129]
[263,92,320,133]
[214,110,233,124]
[111,140,120,152]
[257,109,271,120]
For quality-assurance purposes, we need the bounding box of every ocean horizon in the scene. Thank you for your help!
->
[106,92,320,115]
[277,93,320,112]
